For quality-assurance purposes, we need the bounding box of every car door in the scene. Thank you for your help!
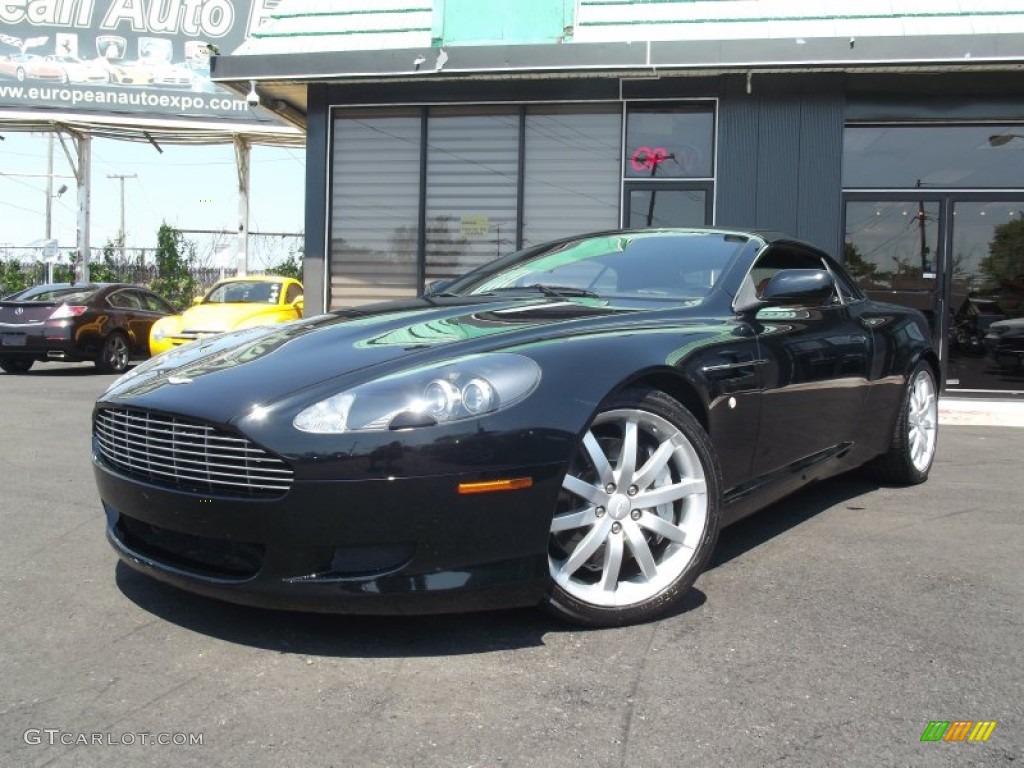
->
[747,244,873,479]
[129,290,176,354]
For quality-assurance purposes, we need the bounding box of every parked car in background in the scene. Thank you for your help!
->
[94,228,939,627]
[149,276,304,355]
[0,283,176,374]
[952,296,1006,353]
[43,55,110,84]
[0,53,63,82]
[984,317,1024,371]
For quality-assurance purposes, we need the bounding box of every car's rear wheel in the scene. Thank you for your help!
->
[0,356,33,374]
[544,387,721,627]
[867,361,938,485]
[96,332,130,374]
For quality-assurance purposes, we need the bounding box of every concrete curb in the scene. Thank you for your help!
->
[939,398,1024,427]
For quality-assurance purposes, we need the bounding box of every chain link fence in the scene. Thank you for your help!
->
[0,233,302,301]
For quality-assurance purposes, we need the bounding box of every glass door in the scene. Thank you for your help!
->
[844,194,1024,394]
[946,200,1024,393]
[843,196,944,347]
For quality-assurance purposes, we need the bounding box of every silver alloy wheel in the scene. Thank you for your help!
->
[549,408,709,608]
[907,369,938,472]
[106,335,129,372]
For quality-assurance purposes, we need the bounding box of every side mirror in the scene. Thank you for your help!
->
[192,295,204,306]
[735,269,835,314]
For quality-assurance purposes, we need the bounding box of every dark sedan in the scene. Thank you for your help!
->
[93,229,939,626]
[1,283,176,374]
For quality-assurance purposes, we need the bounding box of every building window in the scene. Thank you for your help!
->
[425,107,520,285]
[331,109,421,308]
[843,125,1024,189]
[329,101,716,305]
[624,104,714,180]
[623,103,715,228]
[522,105,622,247]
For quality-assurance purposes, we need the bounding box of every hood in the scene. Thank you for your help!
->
[100,295,694,423]
[178,303,281,332]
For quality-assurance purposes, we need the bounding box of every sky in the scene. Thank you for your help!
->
[0,130,306,271]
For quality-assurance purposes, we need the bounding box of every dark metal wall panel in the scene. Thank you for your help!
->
[303,84,330,316]
[717,75,844,255]
[796,91,844,256]
[753,92,802,235]
[715,78,759,231]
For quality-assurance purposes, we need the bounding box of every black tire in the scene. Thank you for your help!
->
[866,361,938,485]
[542,386,722,627]
[95,332,131,374]
[0,356,33,374]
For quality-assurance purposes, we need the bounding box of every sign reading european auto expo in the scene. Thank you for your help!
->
[0,0,277,125]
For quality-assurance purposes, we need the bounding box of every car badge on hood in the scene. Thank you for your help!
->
[14,307,23,315]
[167,375,193,385]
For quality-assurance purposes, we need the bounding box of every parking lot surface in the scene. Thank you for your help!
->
[1,364,1021,767]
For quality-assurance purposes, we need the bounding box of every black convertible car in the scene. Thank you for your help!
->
[93,229,939,626]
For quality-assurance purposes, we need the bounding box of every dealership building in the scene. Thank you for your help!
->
[211,0,1024,397]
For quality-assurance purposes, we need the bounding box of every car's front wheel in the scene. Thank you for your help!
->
[544,387,721,627]
[867,361,938,485]
[95,332,130,374]
[0,356,33,374]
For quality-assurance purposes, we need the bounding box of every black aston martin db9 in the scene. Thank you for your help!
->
[93,229,939,626]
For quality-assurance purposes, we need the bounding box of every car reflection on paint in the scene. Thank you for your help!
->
[93,228,939,627]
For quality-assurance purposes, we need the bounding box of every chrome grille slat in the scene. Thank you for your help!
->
[94,408,293,497]
[93,434,293,475]
[94,423,270,455]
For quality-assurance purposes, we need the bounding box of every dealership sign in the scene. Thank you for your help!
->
[0,0,278,125]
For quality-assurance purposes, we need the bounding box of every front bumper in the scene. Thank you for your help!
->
[95,455,562,615]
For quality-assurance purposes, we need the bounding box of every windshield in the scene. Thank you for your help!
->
[442,231,749,302]
[204,281,281,305]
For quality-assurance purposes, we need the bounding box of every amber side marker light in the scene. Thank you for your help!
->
[457,477,534,495]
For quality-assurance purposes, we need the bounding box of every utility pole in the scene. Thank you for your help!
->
[107,172,137,251]
[45,133,54,240]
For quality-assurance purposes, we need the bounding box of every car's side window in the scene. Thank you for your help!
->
[747,246,841,306]
[108,290,141,309]
[140,292,175,313]
[284,283,303,304]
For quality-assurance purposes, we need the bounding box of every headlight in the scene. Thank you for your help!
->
[293,353,541,434]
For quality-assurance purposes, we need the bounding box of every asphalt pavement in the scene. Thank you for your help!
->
[1,364,1021,767]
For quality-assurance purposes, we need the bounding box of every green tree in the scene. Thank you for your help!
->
[266,246,302,280]
[89,234,125,283]
[980,217,1024,316]
[842,241,880,286]
[150,224,197,310]
[980,217,1024,286]
[52,253,75,283]
[0,259,29,297]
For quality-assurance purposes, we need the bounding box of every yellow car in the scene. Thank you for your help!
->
[150,276,303,356]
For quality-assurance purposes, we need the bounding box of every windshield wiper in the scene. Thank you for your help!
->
[482,284,601,299]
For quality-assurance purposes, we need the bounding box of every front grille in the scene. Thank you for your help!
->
[94,407,293,497]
